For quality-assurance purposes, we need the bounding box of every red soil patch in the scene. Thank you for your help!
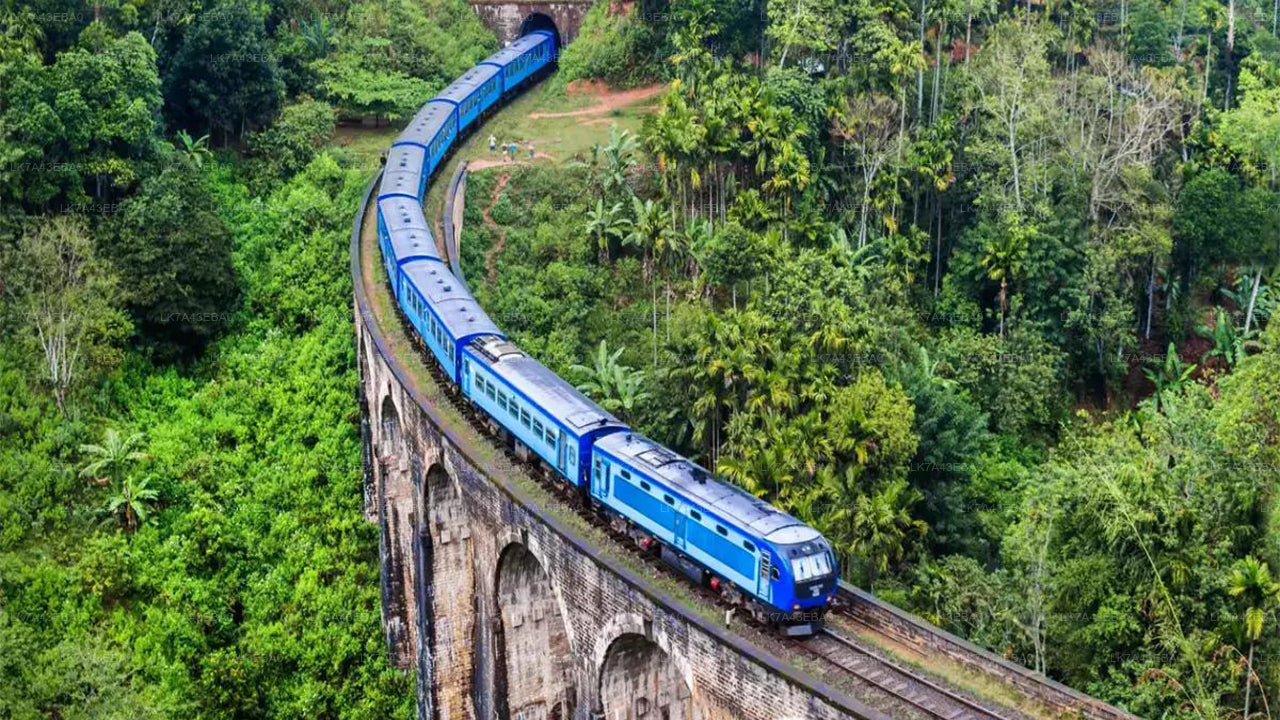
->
[528,83,666,119]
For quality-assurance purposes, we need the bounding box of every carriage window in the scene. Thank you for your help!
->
[639,480,649,491]
[742,541,754,552]
[520,409,531,428]
[545,428,556,445]
[716,525,727,536]
[498,391,508,410]
[663,494,673,505]
[689,510,701,521]
[486,384,496,401]
[533,419,543,437]
[620,469,631,479]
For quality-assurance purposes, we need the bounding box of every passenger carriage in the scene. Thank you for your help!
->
[462,336,626,486]
[399,259,503,383]
[435,64,502,134]
[481,31,557,93]
[395,101,456,177]
[376,197,438,299]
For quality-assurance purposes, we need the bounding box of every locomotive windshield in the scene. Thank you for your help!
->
[791,551,833,582]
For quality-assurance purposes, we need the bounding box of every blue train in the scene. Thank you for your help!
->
[374,30,837,635]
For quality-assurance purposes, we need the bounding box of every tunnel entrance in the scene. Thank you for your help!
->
[519,13,562,52]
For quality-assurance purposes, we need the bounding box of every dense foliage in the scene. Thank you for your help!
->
[3,0,1280,716]
[0,0,494,716]
[461,0,1280,716]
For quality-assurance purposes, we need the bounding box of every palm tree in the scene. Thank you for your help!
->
[585,199,629,264]
[301,12,333,58]
[1227,556,1279,720]
[107,475,160,533]
[79,428,148,487]
[625,196,673,281]
[980,215,1029,336]
[850,478,927,590]
[601,126,639,200]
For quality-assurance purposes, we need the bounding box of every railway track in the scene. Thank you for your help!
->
[798,627,1027,720]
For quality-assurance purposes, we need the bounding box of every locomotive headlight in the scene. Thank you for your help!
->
[792,603,800,611]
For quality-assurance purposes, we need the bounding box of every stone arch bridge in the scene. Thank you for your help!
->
[351,173,882,720]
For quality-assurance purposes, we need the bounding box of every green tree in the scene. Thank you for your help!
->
[979,211,1031,336]
[0,30,162,207]
[1144,341,1197,404]
[164,2,284,141]
[111,161,238,357]
[247,99,337,183]
[0,216,129,414]
[570,340,651,419]
[584,199,630,264]
[1219,61,1280,334]
[104,475,159,533]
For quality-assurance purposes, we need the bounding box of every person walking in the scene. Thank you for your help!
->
[528,142,535,160]
[488,134,496,153]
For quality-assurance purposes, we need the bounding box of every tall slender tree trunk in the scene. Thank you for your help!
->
[1244,266,1263,334]
[918,0,928,119]
[1145,257,1157,338]
[931,23,945,122]
[652,281,658,368]
[1177,0,1188,54]
[1226,0,1236,111]
[965,0,974,62]
[935,197,943,295]
[1244,641,1256,720]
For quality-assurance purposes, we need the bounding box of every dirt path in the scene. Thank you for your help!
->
[468,152,554,171]
[527,83,665,119]
[482,173,512,284]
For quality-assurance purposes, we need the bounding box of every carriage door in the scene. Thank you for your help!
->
[672,507,687,551]
[556,430,568,477]
[595,458,611,500]
[757,554,772,602]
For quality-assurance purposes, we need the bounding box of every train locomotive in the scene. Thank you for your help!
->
[373,29,838,635]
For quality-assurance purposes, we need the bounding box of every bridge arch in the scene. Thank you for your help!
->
[598,632,694,720]
[494,542,575,720]
[378,393,402,459]
[425,461,479,720]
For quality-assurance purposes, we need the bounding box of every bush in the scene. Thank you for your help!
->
[557,3,663,88]
[248,100,337,184]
